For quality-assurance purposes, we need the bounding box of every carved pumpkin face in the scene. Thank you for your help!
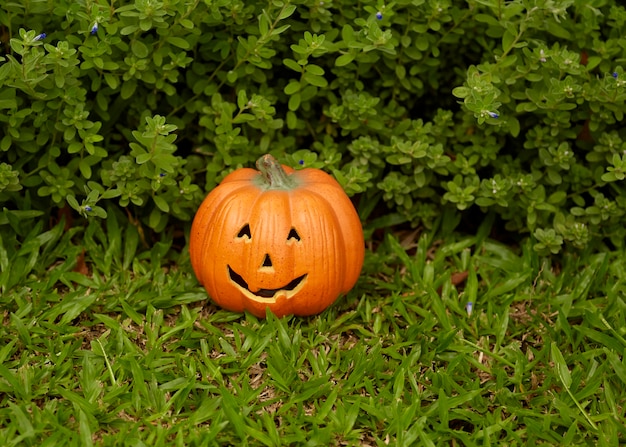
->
[189,155,364,318]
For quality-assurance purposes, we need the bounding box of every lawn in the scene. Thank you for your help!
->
[1,209,625,446]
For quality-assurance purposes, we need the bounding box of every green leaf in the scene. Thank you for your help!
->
[258,12,270,36]
[180,19,194,29]
[226,70,238,83]
[153,195,169,212]
[278,5,297,20]
[502,29,516,52]
[136,153,152,164]
[288,93,301,111]
[104,73,119,90]
[305,64,325,76]
[236,89,248,109]
[166,36,190,49]
[302,72,327,88]
[8,403,35,440]
[120,80,137,99]
[283,58,302,72]
[219,387,246,440]
[395,64,406,80]
[508,116,520,137]
[78,159,92,179]
[1,135,12,151]
[550,342,571,388]
[284,81,301,95]
[335,53,355,67]
[286,111,298,129]
[131,40,149,58]
[545,21,571,39]
[452,86,469,99]
[341,24,355,42]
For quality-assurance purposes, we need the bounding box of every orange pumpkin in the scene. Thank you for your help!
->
[189,154,364,318]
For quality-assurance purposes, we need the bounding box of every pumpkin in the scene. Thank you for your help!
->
[189,154,364,318]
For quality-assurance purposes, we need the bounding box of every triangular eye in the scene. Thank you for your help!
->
[237,224,251,239]
[287,228,301,242]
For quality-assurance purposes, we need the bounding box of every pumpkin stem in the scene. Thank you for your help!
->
[256,154,298,190]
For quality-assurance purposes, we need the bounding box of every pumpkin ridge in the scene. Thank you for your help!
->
[288,187,345,292]
[294,186,363,291]
[190,182,255,283]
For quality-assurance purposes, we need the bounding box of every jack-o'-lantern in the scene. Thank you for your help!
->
[189,154,364,318]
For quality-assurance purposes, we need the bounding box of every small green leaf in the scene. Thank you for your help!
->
[120,81,137,99]
[305,64,325,76]
[180,19,194,29]
[452,86,469,99]
[302,72,327,87]
[226,70,238,83]
[104,74,119,90]
[278,5,297,20]
[288,93,301,111]
[0,135,10,151]
[550,342,572,388]
[283,58,302,72]
[153,195,170,212]
[502,29,516,52]
[131,40,149,58]
[335,53,355,67]
[166,36,190,49]
[284,81,301,95]
[136,153,152,164]
[258,12,270,36]
[286,111,298,129]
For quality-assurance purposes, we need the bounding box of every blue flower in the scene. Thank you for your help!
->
[488,111,499,119]
[91,23,99,35]
[298,160,304,166]
[465,302,473,316]
[376,11,383,20]
[85,205,92,212]
[34,33,47,41]
[612,72,618,79]
[159,172,166,177]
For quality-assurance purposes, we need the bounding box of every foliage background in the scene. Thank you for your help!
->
[1,0,626,254]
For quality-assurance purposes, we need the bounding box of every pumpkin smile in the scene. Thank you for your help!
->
[228,265,308,300]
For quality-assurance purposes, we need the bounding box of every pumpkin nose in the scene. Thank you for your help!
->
[262,254,272,267]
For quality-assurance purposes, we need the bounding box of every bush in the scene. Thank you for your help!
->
[1,0,626,253]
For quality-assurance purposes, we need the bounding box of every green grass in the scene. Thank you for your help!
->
[1,209,625,446]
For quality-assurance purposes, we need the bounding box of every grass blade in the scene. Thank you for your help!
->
[551,342,598,430]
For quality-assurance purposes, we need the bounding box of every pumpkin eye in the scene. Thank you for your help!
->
[237,224,251,239]
[287,228,301,242]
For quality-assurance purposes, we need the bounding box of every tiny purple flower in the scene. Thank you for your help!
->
[85,205,92,212]
[34,33,47,41]
[91,23,99,35]
[612,72,618,79]
[298,160,304,166]
[466,302,473,316]
[376,11,383,20]
[488,111,499,119]
[159,172,166,177]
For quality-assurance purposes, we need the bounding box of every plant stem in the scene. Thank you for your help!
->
[256,154,297,190]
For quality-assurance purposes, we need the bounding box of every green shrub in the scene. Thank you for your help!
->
[1,0,626,253]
